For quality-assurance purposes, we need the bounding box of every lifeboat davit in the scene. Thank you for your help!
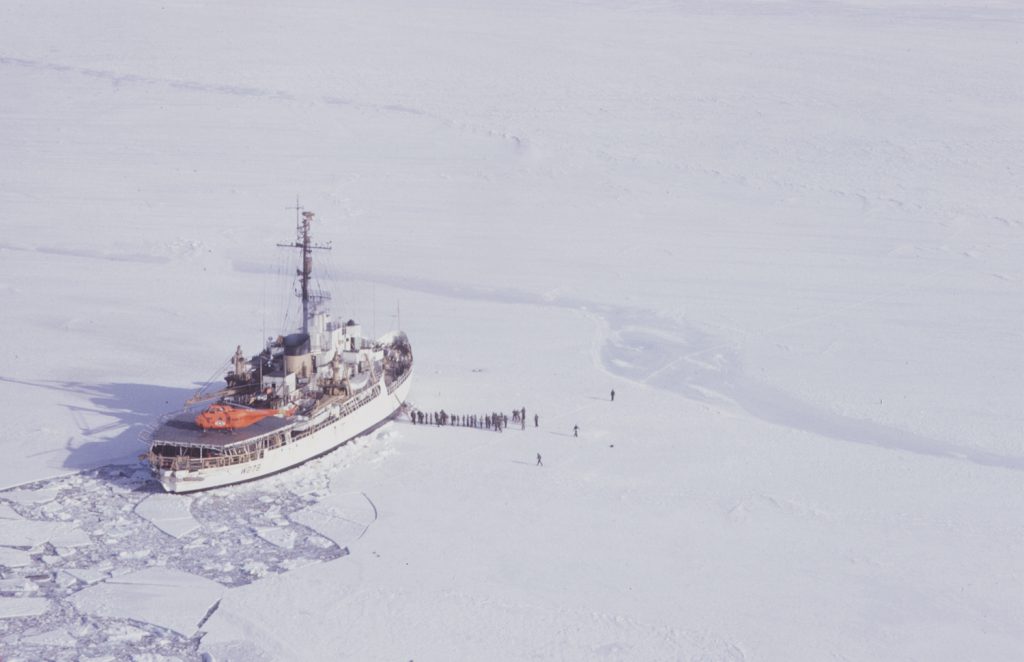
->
[195,404,296,431]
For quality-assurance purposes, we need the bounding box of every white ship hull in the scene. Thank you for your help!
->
[158,374,411,493]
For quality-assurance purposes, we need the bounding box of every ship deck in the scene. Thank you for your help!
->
[151,412,293,450]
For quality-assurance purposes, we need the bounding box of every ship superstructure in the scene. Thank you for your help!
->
[146,209,413,493]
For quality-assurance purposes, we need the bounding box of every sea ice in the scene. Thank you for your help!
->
[69,567,224,636]
[254,526,297,549]
[0,518,91,548]
[1,487,61,505]
[1,0,1021,659]
[21,627,78,647]
[0,546,32,568]
[62,566,111,585]
[0,577,37,594]
[134,493,200,539]
[0,596,49,618]
[289,492,376,547]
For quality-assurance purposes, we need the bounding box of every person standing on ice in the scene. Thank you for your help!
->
[534,414,539,428]
[610,389,615,402]
[573,424,579,437]
[536,453,543,466]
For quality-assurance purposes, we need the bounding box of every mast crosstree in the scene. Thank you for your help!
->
[278,203,331,334]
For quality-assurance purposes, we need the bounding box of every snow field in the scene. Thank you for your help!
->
[1,0,1021,659]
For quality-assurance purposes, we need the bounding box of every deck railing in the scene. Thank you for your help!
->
[147,432,285,472]
[149,370,404,474]
[386,366,412,395]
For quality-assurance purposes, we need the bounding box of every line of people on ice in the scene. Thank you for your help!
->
[407,407,538,431]
[405,389,614,443]
[405,389,617,469]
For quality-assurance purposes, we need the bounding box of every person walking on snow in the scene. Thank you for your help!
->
[610,389,615,402]
[573,424,579,437]
[536,453,543,466]
[534,414,539,428]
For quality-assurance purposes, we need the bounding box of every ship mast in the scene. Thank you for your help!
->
[279,202,331,334]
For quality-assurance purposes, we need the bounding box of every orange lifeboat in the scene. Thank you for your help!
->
[195,404,296,431]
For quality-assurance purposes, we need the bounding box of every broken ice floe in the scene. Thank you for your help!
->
[0,596,49,618]
[254,526,297,549]
[62,565,110,585]
[0,517,91,548]
[0,458,369,660]
[135,493,200,538]
[1,486,61,505]
[70,567,223,636]
[290,491,377,547]
[0,546,32,568]
[19,626,78,647]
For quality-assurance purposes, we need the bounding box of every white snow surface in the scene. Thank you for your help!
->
[1,1,1021,660]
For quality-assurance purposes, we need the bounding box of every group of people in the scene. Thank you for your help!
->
[407,407,538,432]
[406,389,617,466]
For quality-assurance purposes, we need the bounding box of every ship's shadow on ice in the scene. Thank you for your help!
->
[0,377,195,479]
[62,381,197,476]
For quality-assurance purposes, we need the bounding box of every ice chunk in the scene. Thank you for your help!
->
[1,487,60,505]
[53,571,77,589]
[22,627,77,647]
[253,526,296,550]
[109,623,149,643]
[0,596,49,618]
[289,492,376,547]
[0,546,32,568]
[0,518,91,548]
[0,577,37,593]
[63,566,110,585]
[135,493,200,539]
[50,526,92,548]
[70,567,223,636]
[241,560,268,578]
